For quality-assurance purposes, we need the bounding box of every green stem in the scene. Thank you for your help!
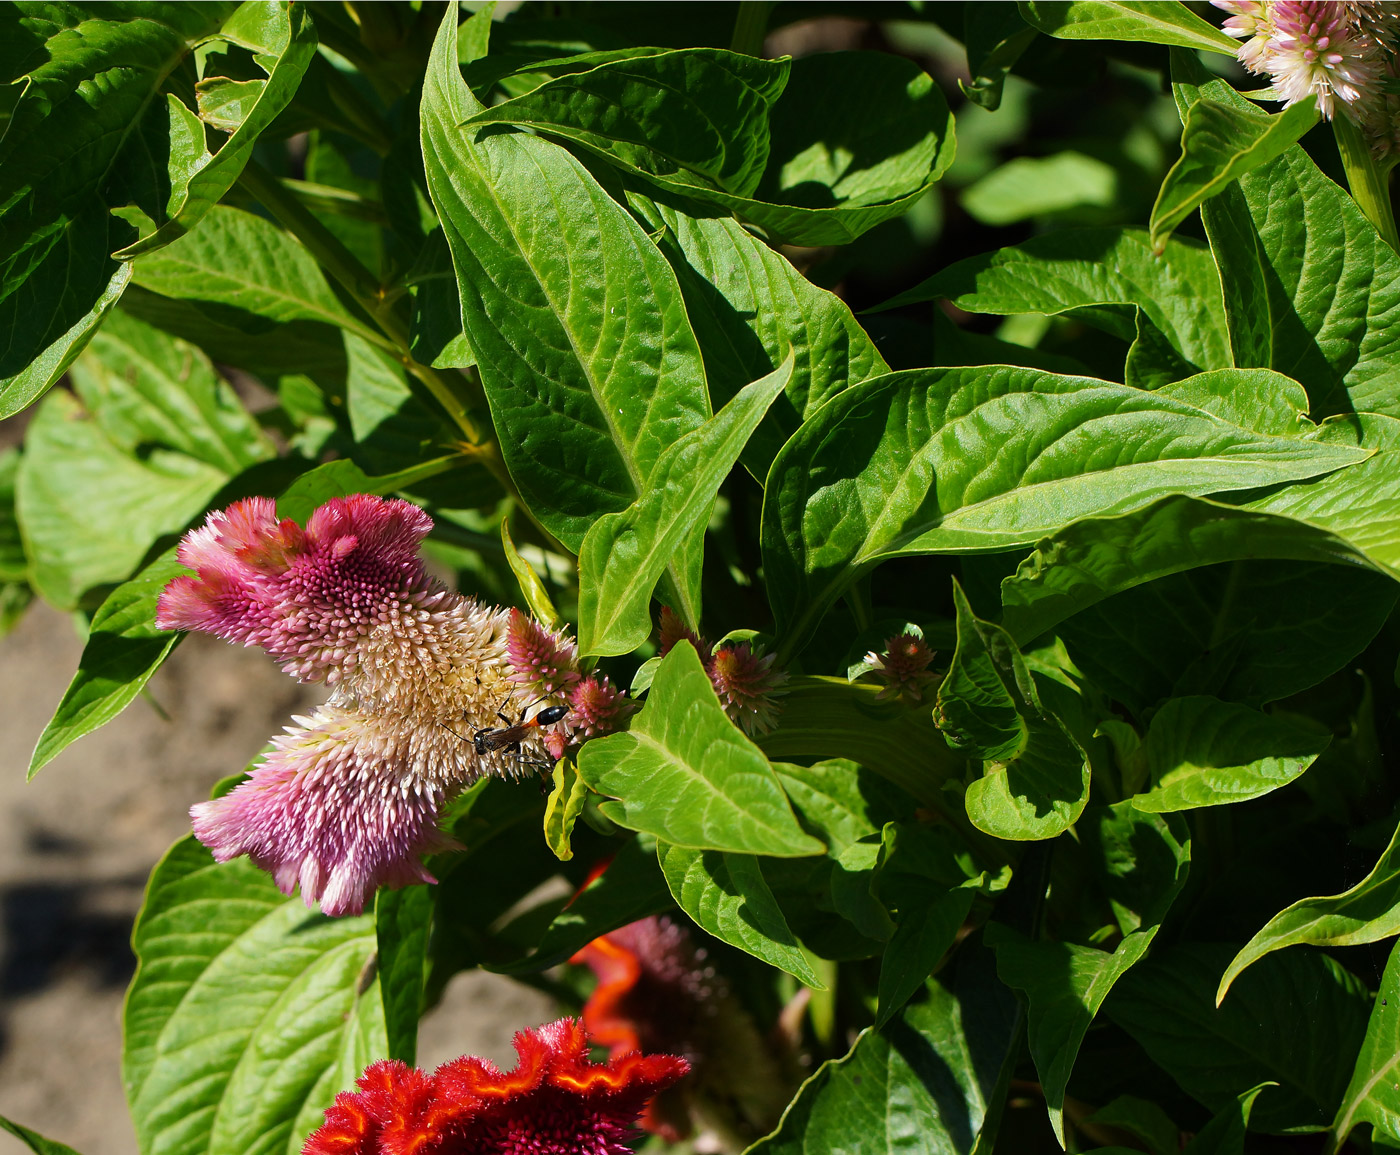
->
[729,1,775,56]
[1334,113,1399,253]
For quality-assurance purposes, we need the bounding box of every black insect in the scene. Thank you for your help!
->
[470,703,568,758]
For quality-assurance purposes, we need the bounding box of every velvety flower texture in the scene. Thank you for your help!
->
[574,915,787,1143]
[302,1018,688,1155]
[157,495,581,916]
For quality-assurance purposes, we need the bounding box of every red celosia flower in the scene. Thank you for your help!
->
[567,674,639,741]
[303,1018,687,1155]
[656,609,787,736]
[657,605,706,662]
[573,916,787,1143]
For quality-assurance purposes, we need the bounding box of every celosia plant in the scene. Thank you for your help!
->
[303,1018,688,1155]
[7,3,1400,1155]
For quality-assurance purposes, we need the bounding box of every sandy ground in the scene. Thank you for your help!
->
[0,603,553,1155]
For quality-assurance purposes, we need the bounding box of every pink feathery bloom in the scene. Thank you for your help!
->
[656,608,787,736]
[505,607,581,698]
[573,916,788,1142]
[157,496,580,916]
[301,1018,688,1155]
[1213,0,1387,120]
[861,632,940,703]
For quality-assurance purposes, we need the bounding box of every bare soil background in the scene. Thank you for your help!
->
[0,602,553,1155]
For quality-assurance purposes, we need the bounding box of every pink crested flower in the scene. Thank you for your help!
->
[505,607,581,698]
[1213,0,1388,121]
[861,632,940,703]
[656,607,787,736]
[159,496,582,916]
[567,675,639,741]
[302,1018,688,1155]
[573,916,788,1142]
[710,642,787,736]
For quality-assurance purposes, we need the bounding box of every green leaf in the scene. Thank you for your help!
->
[762,365,1366,659]
[1332,938,1400,1149]
[937,584,1090,841]
[28,547,183,779]
[1000,493,1395,646]
[962,5,1037,112]
[748,945,1021,1155]
[874,821,984,1027]
[489,833,672,975]
[1185,1085,1272,1155]
[961,151,1118,226]
[1085,1096,1180,1155]
[375,884,431,1067]
[986,803,1188,1142]
[0,6,228,414]
[872,228,1230,377]
[576,641,824,857]
[1188,79,1400,418]
[1059,557,1396,714]
[1017,1,1239,54]
[501,517,561,630]
[658,842,823,987]
[628,192,889,476]
[274,456,463,523]
[1129,696,1330,813]
[465,48,790,198]
[1151,96,1319,251]
[420,4,711,553]
[1107,944,1369,1133]
[576,355,791,656]
[116,1,319,258]
[543,758,590,861]
[16,309,273,608]
[131,204,377,342]
[124,836,385,1155]
[1219,816,1400,1004]
[0,260,131,420]
[0,446,31,637]
[0,1115,82,1155]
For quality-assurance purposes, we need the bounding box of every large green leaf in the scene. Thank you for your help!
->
[1107,944,1369,1133]
[658,842,822,987]
[1058,557,1396,714]
[1017,1,1238,53]
[1151,95,1319,251]
[628,192,889,475]
[748,946,1021,1155]
[0,1116,82,1155]
[419,4,710,557]
[0,5,229,415]
[466,48,789,198]
[986,804,1188,1142]
[124,836,386,1155]
[1129,696,1329,813]
[937,584,1090,841]
[873,228,1230,378]
[1218,816,1400,1004]
[116,1,318,258]
[761,365,1369,658]
[576,356,791,656]
[374,884,432,1067]
[576,641,824,858]
[1000,494,1395,645]
[131,204,376,341]
[1182,75,1400,418]
[16,310,272,608]
[1332,938,1400,1149]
